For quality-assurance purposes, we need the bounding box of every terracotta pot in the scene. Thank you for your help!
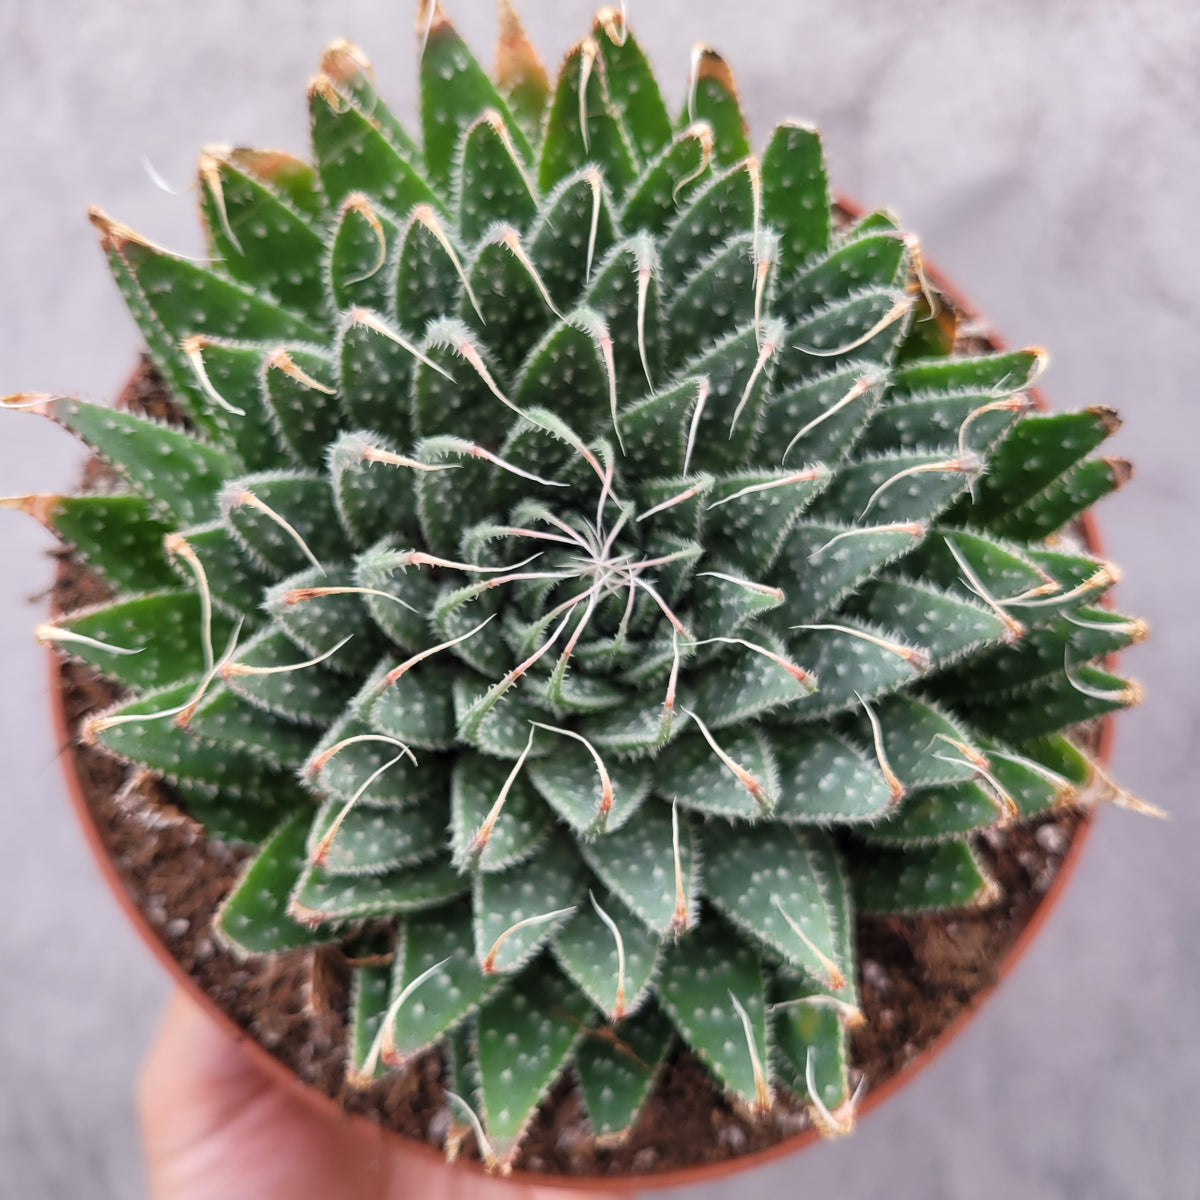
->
[51,230,1116,1193]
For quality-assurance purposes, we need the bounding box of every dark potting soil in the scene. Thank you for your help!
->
[48,360,1092,1180]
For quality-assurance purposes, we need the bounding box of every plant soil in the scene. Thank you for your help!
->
[50,361,1093,1181]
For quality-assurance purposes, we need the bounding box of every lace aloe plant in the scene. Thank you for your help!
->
[6,1,1147,1172]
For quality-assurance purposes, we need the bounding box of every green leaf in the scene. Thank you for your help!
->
[664,232,757,369]
[462,231,559,377]
[1020,733,1093,789]
[773,981,850,1114]
[771,519,926,626]
[687,638,816,730]
[585,236,663,403]
[857,390,1017,460]
[687,49,750,166]
[979,740,1075,817]
[780,233,907,322]
[411,319,508,444]
[890,348,1042,399]
[308,79,436,212]
[511,312,614,437]
[262,347,342,467]
[689,566,785,642]
[290,855,468,925]
[846,577,1009,669]
[223,625,358,725]
[970,407,1120,522]
[539,39,637,197]
[420,12,532,191]
[525,668,630,716]
[807,451,975,527]
[347,959,393,1083]
[759,363,883,468]
[319,41,420,159]
[308,715,449,810]
[936,608,1144,700]
[453,677,554,760]
[430,583,509,677]
[963,663,1139,742]
[1022,546,1118,616]
[395,212,469,339]
[855,695,982,791]
[660,161,755,289]
[761,122,830,275]
[449,751,553,873]
[177,781,305,847]
[216,146,325,219]
[328,432,423,549]
[36,492,175,594]
[851,839,993,914]
[93,216,318,432]
[473,834,584,974]
[47,398,234,527]
[704,466,831,575]
[93,682,305,803]
[702,824,850,988]
[387,898,506,1063]
[583,357,691,475]
[621,124,714,237]
[676,322,783,475]
[553,886,663,1020]
[863,780,1006,845]
[327,194,399,315]
[778,622,917,719]
[495,0,550,141]
[902,529,1050,611]
[370,664,457,751]
[475,957,592,1163]
[264,565,386,676]
[770,726,894,824]
[528,744,652,836]
[176,520,273,623]
[188,686,316,771]
[308,791,447,876]
[336,309,420,441]
[654,724,778,819]
[181,338,287,473]
[223,470,343,576]
[781,291,908,387]
[530,169,619,312]
[574,1003,674,1143]
[577,801,698,934]
[895,295,957,364]
[216,810,327,955]
[457,112,539,244]
[105,224,316,348]
[594,16,671,163]
[198,152,328,324]
[988,457,1132,541]
[658,917,769,1110]
[56,590,232,691]
[443,1021,475,1103]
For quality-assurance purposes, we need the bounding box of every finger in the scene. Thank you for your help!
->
[139,990,626,1200]
[138,988,271,1167]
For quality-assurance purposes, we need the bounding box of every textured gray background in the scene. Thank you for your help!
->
[1,2,1196,1197]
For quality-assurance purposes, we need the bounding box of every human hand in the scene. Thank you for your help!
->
[139,988,622,1200]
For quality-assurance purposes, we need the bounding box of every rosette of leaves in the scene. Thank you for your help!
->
[5,1,1146,1172]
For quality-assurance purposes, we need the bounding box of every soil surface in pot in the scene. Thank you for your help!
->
[52,362,1091,1181]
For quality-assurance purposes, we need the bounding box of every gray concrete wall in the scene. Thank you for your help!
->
[1,2,1195,1196]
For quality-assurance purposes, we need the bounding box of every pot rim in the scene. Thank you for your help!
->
[50,212,1115,1193]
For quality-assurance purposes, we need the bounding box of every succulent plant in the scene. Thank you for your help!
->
[6,0,1147,1173]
